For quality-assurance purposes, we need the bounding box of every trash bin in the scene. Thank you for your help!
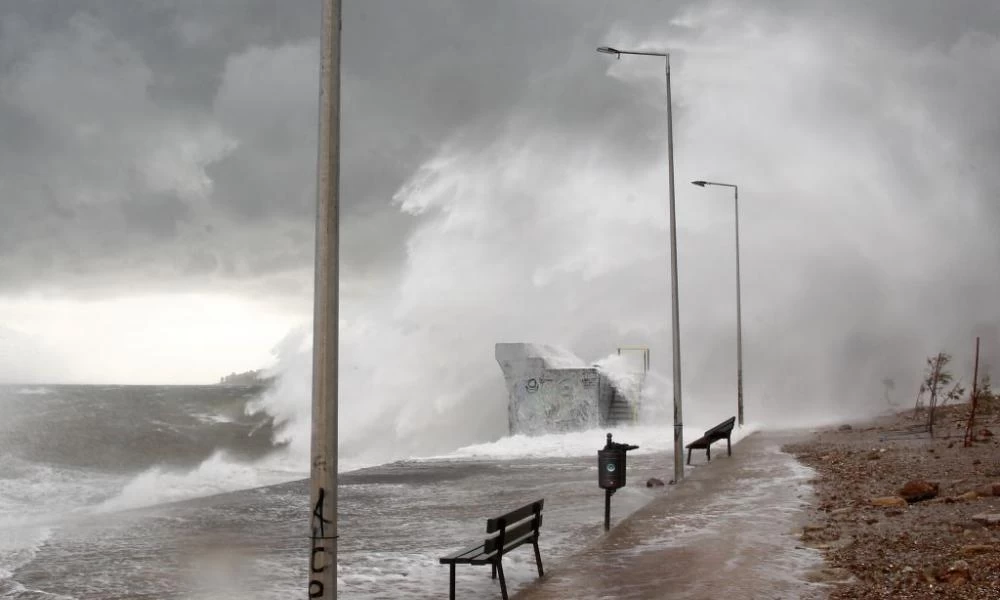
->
[598,445,625,489]
[598,433,639,489]
[598,433,639,530]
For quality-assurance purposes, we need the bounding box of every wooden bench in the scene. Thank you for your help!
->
[439,499,544,600]
[686,416,736,465]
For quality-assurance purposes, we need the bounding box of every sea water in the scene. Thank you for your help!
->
[1,384,785,599]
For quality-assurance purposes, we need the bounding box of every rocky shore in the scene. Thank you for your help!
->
[785,404,1000,599]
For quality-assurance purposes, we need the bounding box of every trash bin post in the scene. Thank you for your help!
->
[597,433,639,531]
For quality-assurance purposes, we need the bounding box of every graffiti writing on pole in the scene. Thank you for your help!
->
[309,487,334,598]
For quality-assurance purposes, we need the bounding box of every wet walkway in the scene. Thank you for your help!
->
[513,432,828,600]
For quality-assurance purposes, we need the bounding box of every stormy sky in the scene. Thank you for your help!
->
[2,0,999,445]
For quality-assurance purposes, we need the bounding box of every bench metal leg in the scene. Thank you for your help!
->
[706,446,711,462]
[533,538,544,577]
[686,447,692,465]
[449,564,456,600]
[727,436,732,456]
[496,559,509,600]
[491,562,497,580]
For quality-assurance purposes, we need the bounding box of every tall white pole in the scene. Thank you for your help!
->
[733,186,744,427]
[692,180,744,426]
[598,46,685,483]
[664,55,684,484]
[309,1,340,598]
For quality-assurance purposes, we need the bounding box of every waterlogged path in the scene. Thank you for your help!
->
[513,432,828,600]
[7,446,671,599]
[6,425,808,599]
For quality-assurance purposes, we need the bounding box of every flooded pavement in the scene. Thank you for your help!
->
[5,425,818,599]
[8,449,672,599]
[513,432,828,600]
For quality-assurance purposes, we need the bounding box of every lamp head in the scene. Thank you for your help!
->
[691,180,708,187]
[596,46,621,58]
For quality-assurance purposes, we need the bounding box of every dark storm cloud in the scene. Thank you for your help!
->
[1,0,999,304]
[0,0,680,297]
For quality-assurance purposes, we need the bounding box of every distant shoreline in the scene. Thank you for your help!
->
[217,369,268,386]
[2,381,277,388]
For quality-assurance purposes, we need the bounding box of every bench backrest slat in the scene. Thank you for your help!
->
[486,499,544,533]
[705,416,736,437]
[483,514,542,554]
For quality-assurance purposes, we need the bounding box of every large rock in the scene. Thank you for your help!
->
[940,560,970,585]
[898,480,939,503]
[971,513,1000,527]
[951,491,979,502]
[871,496,907,507]
[973,484,997,497]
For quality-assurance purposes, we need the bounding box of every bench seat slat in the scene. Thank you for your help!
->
[484,516,541,553]
[468,550,500,565]
[685,417,735,465]
[439,544,488,564]
[484,532,535,559]
[705,417,736,437]
[464,532,537,565]
[686,417,736,450]
[439,499,546,600]
[486,499,544,533]
[441,528,540,565]
[686,433,725,448]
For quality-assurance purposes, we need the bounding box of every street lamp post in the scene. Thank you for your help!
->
[691,180,743,427]
[310,1,340,599]
[597,45,684,484]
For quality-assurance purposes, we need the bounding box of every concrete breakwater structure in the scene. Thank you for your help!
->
[495,343,647,435]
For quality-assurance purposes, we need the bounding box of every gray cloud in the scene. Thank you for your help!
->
[2,1,1000,428]
[0,0,692,297]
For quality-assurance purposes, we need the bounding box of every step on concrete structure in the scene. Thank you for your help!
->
[495,343,641,436]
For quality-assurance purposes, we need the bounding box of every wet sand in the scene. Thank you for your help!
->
[513,432,827,600]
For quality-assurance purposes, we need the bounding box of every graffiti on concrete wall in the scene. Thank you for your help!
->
[510,370,602,435]
[496,343,616,435]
